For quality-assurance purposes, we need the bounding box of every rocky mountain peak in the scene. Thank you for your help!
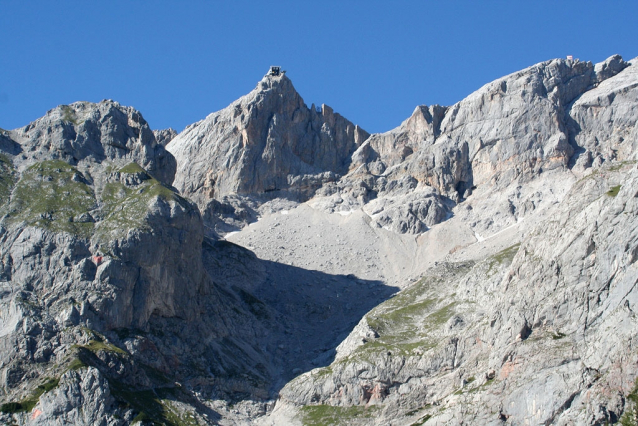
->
[167,71,369,231]
[2,55,638,426]
[7,100,176,185]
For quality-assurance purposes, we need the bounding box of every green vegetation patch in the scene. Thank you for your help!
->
[0,377,60,414]
[466,377,496,395]
[366,276,441,334]
[352,271,467,361]
[551,332,566,340]
[61,105,79,125]
[110,383,199,426]
[606,185,621,197]
[96,163,191,241]
[427,302,457,326]
[369,298,437,334]
[300,404,378,426]
[0,154,15,207]
[72,328,128,356]
[66,357,88,371]
[621,378,638,426]
[607,160,637,172]
[80,339,128,356]
[5,160,96,237]
[486,243,520,276]
[411,414,432,425]
[118,162,148,175]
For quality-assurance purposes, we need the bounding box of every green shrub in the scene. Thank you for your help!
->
[606,185,621,197]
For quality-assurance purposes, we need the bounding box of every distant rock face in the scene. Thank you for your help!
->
[331,56,636,234]
[169,57,636,236]
[568,55,637,167]
[153,128,177,147]
[361,58,616,193]
[167,74,369,218]
[10,100,176,185]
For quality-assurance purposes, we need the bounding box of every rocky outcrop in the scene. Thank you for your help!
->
[8,100,176,185]
[0,101,203,330]
[326,55,636,234]
[568,56,637,168]
[0,104,221,424]
[153,128,177,147]
[277,162,638,425]
[167,73,369,223]
[33,367,116,425]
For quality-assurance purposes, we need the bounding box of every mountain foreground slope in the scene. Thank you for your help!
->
[0,55,636,425]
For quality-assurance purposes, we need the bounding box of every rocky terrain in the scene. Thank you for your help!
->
[0,55,636,425]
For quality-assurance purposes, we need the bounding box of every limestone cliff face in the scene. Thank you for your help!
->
[10,100,176,185]
[0,102,218,425]
[278,162,638,425]
[357,55,629,193]
[1,56,638,426]
[167,57,634,236]
[332,55,635,235]
[0,101,203,330]
[270,55,638,426]
[167,74,369,215]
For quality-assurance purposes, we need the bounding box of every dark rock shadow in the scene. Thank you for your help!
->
[98,236,399,418]
[563,95,588,169]
[202,238,400,395]
[0,134,22,156]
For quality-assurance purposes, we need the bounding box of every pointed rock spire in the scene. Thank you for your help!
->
[168,71,369,213]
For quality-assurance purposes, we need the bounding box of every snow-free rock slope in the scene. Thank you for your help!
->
[0,55,637,425]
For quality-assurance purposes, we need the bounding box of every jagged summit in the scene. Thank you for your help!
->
[167,55,638,237]
[167,71,369,231]
[7,99,176,184]
[1,54,638,425]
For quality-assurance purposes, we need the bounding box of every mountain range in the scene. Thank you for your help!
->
[0,54,637,425]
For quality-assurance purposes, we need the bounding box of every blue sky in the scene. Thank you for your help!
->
[1,1,636,134]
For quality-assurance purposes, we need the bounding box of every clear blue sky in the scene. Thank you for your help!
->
[1,1,636,134]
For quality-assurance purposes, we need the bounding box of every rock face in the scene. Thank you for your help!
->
[11,100,176,184]
[276,162,638,425]
[0,98,389,425]
[0,100,204,330]
[1,56,638,426]
[167,73,369,232]
[0,102,272,425]
[153,128,178,147]
[264,55,638,425]
[34,367,116,425]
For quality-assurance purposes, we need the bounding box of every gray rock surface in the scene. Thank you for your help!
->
[153,128,178,147]
[569,56,638,168]
[33,367,117,425]
[8,100,176,184]
[272,162,638,425]
[167,73,368,233]
[2,56,638,425]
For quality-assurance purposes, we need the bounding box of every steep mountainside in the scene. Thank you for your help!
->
[167,74,369,235]
[0,55,637,425]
